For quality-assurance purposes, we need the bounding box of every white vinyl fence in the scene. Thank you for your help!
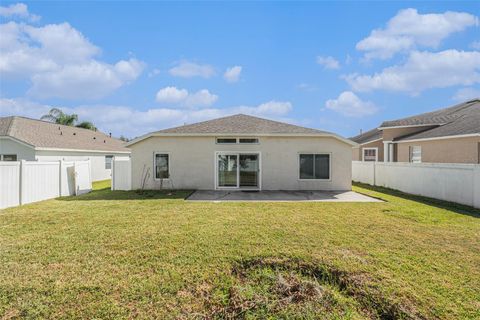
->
[352,161,480,209]
[111,158,132,191]
[0,160,92,209]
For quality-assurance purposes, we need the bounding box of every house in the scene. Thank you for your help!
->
[125,114,355,191]
[0,116,131,181]
[351,99,480,164]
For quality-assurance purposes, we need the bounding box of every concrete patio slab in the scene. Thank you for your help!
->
[186,190,382,202]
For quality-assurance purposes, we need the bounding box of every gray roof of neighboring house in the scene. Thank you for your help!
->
[0,116,130,152]
[391,99,480,141]
[349,128,382,145]
[156,114,330,135]
[127,114,356,146]
[380,99,480,128]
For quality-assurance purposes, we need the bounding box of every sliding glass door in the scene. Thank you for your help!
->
[217,153,260,189]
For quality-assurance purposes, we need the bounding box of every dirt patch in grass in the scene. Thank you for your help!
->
[184,257,424,319]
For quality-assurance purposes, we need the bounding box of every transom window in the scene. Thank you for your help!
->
[216,138,259,144]
[299,154,330,180]
[1,154,17,161]
[410,146,422,163]
[155,153,169,179]
[363,148,377,162]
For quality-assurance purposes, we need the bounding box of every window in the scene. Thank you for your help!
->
[216,138,237,144]
[1,154,17,161]
[155,153,169,179]
[239,138,259,144]
[410,146,422,163]
[363,148,377,162]
[105,155,113,169]
[299,154,330,180]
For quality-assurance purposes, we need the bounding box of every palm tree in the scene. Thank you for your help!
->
[41,108,78,126]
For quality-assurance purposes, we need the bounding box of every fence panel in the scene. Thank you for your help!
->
[112,158,132,191]
[0,162,20,209]
[0,160,92,209]
[21,161,60,204]
[353,161,480,208]
[74,160,92,195]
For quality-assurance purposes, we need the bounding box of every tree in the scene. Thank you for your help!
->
[41,108,97,131]
[75,121,96,131]
[41,108,78,126]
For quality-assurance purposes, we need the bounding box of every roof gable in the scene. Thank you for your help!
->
[0,116,129,153]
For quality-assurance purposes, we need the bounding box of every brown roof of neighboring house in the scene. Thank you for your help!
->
[380,99,480,128]
[0,116,130,153]
[349,128,382,145]
[127,114,356,146]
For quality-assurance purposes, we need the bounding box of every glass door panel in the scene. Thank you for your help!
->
[218,154,238,187]
[239,154,258,188]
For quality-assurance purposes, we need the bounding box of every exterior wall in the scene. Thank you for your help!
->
[381,126,437,141]
[397,136,480,164]
[35,150,130,181]
[130,136,352,191]
[352,140,384,162]
[0,137,36,160]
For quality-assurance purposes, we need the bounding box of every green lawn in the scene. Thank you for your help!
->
[0,182,479,319]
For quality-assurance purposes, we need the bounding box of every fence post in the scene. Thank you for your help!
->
[474,166,480,209]
[59,160,63,197]
[19,160,25,205]
[111,158,115,191]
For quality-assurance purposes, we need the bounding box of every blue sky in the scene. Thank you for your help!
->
[0,1,479,138]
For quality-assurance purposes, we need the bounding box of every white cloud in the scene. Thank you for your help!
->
[0,3,40,21]
[345,50,480,95]
[316,56,340,69]
[155,86,188,103]
[169,61,215,78]
[1,98,293,138]
[155,86,218,108]
[0,19,145,99]
[471,41,480,50]
[296,83,318,92]
[325,91,377,117]
[148,68,161,77]
[223,66,242,82]
[452,87,480,102]
[356,8,478,60]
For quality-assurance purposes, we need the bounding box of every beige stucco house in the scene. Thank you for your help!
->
[126,114,356,191]
[351,99,480,164]
[0,116,131,181]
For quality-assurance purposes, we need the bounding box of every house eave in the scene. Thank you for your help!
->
[126,132,358,147]
[395,133,480,143]
[34,147,131,154]
[378,124,444,130]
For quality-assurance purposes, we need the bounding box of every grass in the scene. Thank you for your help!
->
[0,181,479,319]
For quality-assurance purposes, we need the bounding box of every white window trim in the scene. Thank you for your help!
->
[410,146,422,163]
[153,152,171,181]
[297,152,332,181]
[362,147,378,162]
[105,155,114,169]
[214,151,262,190]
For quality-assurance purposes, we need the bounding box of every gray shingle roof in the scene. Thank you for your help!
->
[394,101,480,141]
[380,99,480,128]
[349,128,382,145]
[0,116,130,152]
[155,114,330,135]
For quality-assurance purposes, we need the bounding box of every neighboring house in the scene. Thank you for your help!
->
[0,116,130,181]
[126,114,355,191]
[351,99,480,164]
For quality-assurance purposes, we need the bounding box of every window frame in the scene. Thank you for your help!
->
[153,152,170,180]
[1,154,17,161]
[216,138,237,144]
[298,152,332,181]
[362,147,378,162]
[410,146,422,163]
[105,155,114,169]
[239,138,259,144]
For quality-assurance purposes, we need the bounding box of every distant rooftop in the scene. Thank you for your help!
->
[349,128,382,145]
[0,116,130,152]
